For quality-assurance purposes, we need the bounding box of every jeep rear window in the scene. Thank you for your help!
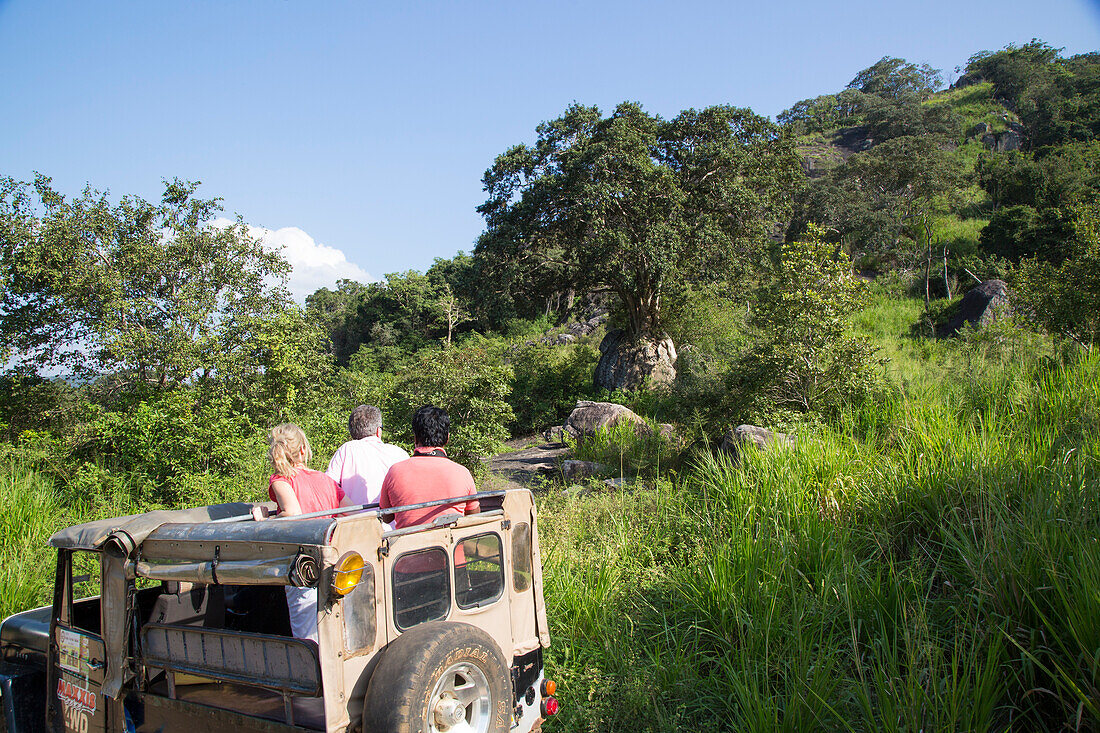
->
[454,533,503,609]
[512,522,532,592]
[393,548,450,630]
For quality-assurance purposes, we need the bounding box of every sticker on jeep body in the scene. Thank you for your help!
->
[57,628,91,674]
[57,678,97,713]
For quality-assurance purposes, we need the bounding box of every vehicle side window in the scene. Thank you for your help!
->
[393,548,450,630]
[512,522,532,592]
[454,533,503,609]
[70,551,102,634]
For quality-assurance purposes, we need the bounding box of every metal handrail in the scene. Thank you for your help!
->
[209,489,508,525]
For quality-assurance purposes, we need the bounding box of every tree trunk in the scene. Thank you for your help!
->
[924,241,932,310]
[923,214,934,310]
[942,245,952,300]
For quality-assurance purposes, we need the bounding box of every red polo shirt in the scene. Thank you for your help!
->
[379,447,479,529]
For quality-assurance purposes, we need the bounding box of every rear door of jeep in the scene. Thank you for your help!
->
[48,549,108,733]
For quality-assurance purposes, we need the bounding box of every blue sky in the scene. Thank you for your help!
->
[1,0,1097,298]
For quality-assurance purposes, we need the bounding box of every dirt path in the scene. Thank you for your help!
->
[480,435,570,491]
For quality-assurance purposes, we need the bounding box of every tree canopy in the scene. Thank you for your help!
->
[0,176,325,407]
[476,102,801,340]
[847,56,943,101]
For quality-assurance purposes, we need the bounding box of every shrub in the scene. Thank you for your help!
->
[508,341,599,436]
[736,227,886,421]
[391,343,514,473]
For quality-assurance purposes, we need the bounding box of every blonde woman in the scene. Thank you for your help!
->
[264,423,349,641]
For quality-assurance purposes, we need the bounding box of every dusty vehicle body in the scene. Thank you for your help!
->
[0,488,556,732]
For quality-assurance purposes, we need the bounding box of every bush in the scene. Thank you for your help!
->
[75,390,257,505]
[508,341,599,436]
[391,343,514,473]
[735,228,886,422]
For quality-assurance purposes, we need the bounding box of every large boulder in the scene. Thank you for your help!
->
[558,400,648,440]
[945,279,1011,336]
[718,425,793,465]
[594,329,677,391]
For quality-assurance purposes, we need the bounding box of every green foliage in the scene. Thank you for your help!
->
[0,463,65,618]
[507,341,599,436]
[391,343,514,471]
[742,229,884,418]
[979,203,1075,262]
[568,420,679,478]
[847,56,943,100]
[1014,201,1100,347]
[777,89,871,135]
[0,176,291,384]
[966,41,1100,150]
[793,134,966,269]
[862,94,961,142]
[544,336,1100,732]
[477,101,802,338]
[75,390,259,505]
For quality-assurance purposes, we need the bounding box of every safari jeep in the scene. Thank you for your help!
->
[0,488,560,732]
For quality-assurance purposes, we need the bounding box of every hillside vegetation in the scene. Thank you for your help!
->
[1,39,1099,731]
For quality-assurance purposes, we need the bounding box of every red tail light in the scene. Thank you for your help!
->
[542,696,560,716]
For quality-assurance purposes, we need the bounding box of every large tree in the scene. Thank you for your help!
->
[476,102,801,344]
[0,176,322,400]
[846,56,943,101]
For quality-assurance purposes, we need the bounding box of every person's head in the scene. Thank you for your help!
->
[268,423,312,477]
[411,405,450,448]
[348,404,383,440]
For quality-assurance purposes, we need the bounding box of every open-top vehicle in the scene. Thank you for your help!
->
[0,487,559,733]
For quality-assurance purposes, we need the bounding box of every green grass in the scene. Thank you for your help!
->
[2,292,1097,729]
[0,464,66,618]
[541,298,1100,731]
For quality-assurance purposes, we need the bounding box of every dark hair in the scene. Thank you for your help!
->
[349,405,383,440]
[412,405,449,447]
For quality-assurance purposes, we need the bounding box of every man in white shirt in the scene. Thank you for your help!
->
[326,405,409,507]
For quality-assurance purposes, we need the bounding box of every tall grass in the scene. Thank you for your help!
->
[541,304,1100,731]
[0,464,65,618]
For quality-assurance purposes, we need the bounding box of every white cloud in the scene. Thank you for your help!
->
[213,218,375,302]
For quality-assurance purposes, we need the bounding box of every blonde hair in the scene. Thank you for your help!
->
[268,423,313,478]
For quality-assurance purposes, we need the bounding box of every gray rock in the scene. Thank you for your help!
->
[719,424,793,465]
[998,129,1022,151]
[594,329,677,391]
[981,133,997,150]
[556,333,576,345]
[968,122,990,137]
[945,279,1011,336]
[953,72,984,89]
[560,460,610,480]
[603,477,628,489]
[562,400,648,439]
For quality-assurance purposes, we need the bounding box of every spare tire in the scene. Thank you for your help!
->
[362,621,511,733]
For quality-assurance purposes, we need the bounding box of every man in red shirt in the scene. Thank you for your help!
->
[380,405,479,528]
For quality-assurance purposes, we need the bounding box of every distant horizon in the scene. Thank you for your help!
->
[2,0,1097,300]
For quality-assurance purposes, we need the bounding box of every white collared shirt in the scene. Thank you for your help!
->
[325,436,409,506]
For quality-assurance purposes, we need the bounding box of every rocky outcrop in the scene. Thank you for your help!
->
[594,329,677,391]
[560,460,610,480]
[718,425,793,465]
[981,129,1022,151]
[968,122,990,137]
[952,72,984,89]
[557,401,648,439]
[945,279,1011,336]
